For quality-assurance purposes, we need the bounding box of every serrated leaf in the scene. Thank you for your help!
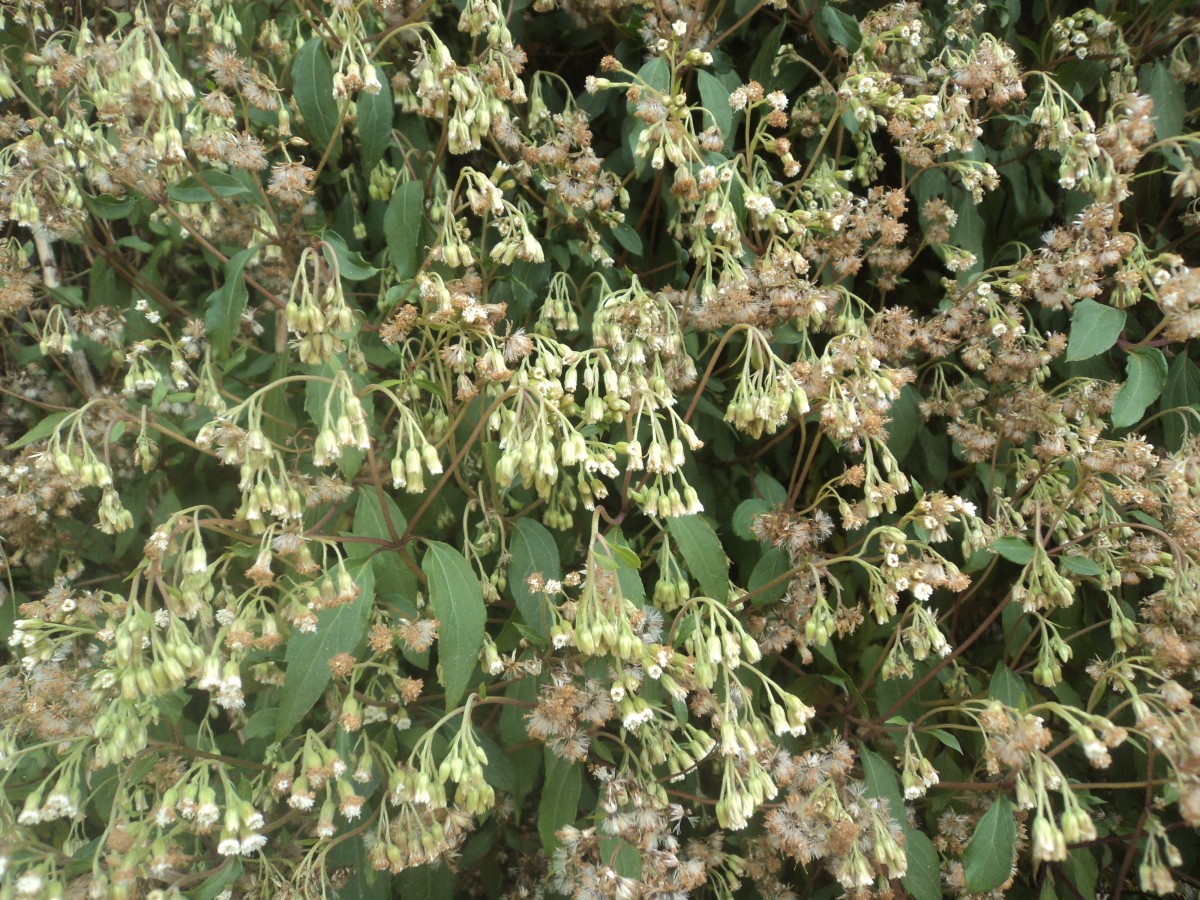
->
[510,518,561,637]
[384,181,425,281]
[1111,347,1167,429]
[292,38,340,153]
[356,76,394,174]
[538,747,581,852]
[667,515,728,602]
[1161,352,1200,450]
[697,70,733,147]
[276,562,374,737]
[423,541,486,710]
[5,410,70,450]
[1066,299,1125,362]
[990,536,1034,565]
[902,829,942,900]
[167,171,251,204]
[205,248,255,358]
[962,795,1016,893]
[1059,554,1102,576]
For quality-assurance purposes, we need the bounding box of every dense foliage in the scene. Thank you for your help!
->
[2,0,1200,897]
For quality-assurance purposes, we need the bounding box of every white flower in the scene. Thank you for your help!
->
[671,20,687,36]
[218,837,242,856]
[745,193,775,217]
[240,833,268,854]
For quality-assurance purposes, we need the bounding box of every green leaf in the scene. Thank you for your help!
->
[204,247,255,358]
[929,729,963,753]
[1062,847,1098,898]
[697,70,733,146]
[538,748,581,852]
[611,221,643,257]
[627,57,670,176]
[292,38,340,153]
[1161,352,1200,451]
[859,745,905,817]
[816,5,862,52]
[188,859,243,900]
[276,562,374,738]
[732,499,770,541]
[347,488,403,554]
[902,829,942,900]
[886,384,922,461]
[1059,554,1102,576]
[991,536,1034,565]
[396,863,454,900]
[87,193,135,219]
[989,663,1030,708]
[1111,348,1167,429]
[1141,62,1185,140]
[423,541,486,710]
[747,548,791,606]
[323,232,378,281]
[1066,299,1125,362]
[356,76,394,174]
[667,515,728,602]
[167,171,251,204]
[754,473,787,505]
[5,410,70,451]
[509,518,561,637]
[962,795,1016,893]
[384,181,425,281]
[950,185,985,279]
[749,24,785,88]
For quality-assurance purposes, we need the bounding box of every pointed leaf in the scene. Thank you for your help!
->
[902,829,942,900]
[277,562,374,737]
[991,536,1034,565]
[292,38,340,153]
[356,76,394,174]
[167,171,251,204]
[962,795,1016,893]
[697,70,733,146]
[538,747,581,852]
[667,515,728,602]
[1141,62,1185,140]
[1111,348,1167,428]
[1066,299,1125,362]
[423,541,486,709]
[1161,352,1200,450]
[509,518,560,637]
[5,410,71,451]
[205,248,255,358]
[384,180,425,281]
[860,745,905,818]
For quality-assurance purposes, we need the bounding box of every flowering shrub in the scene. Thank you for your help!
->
[2,0,1200,896]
